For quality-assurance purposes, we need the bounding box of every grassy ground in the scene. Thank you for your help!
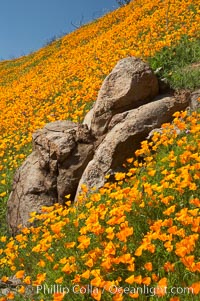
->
[148,36,200,90]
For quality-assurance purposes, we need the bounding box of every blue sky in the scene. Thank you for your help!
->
[0,0,117,61]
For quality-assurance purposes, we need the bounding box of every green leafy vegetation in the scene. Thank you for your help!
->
[0,0,200,300]
[148,36,200,90]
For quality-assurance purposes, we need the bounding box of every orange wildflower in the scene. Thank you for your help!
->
[125,275,135,284]
[81,270,90,279]
[77,235,90,250]
[144,262,152,271]
[164,261,175,272]
[112,293,124,301]
[155,277,167,297]
[6,292,15,300]
[15,270,25,279]
[53,293,65,301]
[142,277,151,285]
[189,281,200,295]
[91,288,102,301]
[55,277,63,284]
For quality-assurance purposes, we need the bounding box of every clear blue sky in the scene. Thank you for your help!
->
[0,0,118,61]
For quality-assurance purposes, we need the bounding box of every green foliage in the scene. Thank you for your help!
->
[0,2,200,299]
[148,36,200,90]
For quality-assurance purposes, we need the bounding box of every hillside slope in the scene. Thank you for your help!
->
[0,106,200,301]
[0,0,200,173]
[0,1,200,300]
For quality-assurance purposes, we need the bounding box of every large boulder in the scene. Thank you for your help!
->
[7,121,94,234]
[7,151,55,235]
[32,121,94,202]
[88,57,159,137]
[75,94,189,199]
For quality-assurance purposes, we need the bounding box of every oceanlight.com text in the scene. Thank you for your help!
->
[36,284,193,297]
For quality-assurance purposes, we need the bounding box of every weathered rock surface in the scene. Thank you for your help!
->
[83,107,94,129]
[32,121,94,202]
[7,151,55,235]
[190,89,200,110]
[7,121,94,234]
[7,56,194,234]
[75,94,189,198]
[89,57,159,137]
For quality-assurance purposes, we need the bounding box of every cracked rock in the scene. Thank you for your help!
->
[7,121,94,234]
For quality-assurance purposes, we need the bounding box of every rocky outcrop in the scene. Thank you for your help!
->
[7,56,195,234]
[7,121,94,234]
[32,121,94,202]
[85,57,159,137]
[75,95,189,197]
